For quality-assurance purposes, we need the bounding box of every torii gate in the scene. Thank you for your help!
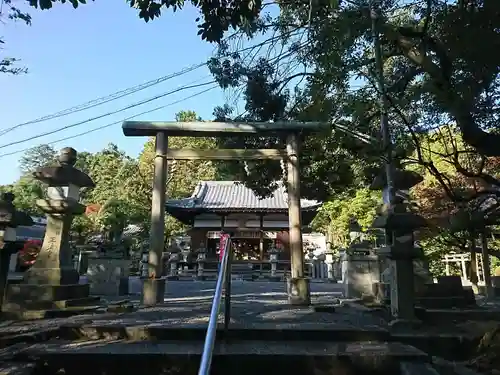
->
[122,121,327,306]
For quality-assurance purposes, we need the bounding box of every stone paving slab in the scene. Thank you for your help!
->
[57,322,390,342]
[0,362,35,375]
[13,339,429,359]
[1,281,496,346]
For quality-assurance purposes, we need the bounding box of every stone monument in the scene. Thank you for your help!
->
[343,242,380,298]
[4,147,99,318]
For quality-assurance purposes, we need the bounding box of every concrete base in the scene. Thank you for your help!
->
[3,296,100,311]
[286,277,311,306]
[268,276,281,282]
[6,283,89,302]
[23,267,80,285]
[141,278,167,306]
[3,283,99,320]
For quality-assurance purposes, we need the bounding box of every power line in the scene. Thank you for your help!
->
[0,63,207,137]
[0,80,215,150]
[2,29,302,137]
[0,85,218,160]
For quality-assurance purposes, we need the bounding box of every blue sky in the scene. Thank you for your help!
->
[0,1,243,184]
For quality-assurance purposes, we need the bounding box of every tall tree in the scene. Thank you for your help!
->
[18,144,57,174]
[22,1,500,160]
[138,109,230,237]
[203,0,500,197]
[312,188,380,249]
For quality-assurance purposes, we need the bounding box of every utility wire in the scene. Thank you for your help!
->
[1,30,298,137]
[0,85,218,160]
[0,63,207,137]
[0,80,215,150]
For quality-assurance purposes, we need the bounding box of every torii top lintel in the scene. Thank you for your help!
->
[122,121,329,137]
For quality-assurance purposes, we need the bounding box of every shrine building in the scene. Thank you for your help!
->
[165,181,321,261]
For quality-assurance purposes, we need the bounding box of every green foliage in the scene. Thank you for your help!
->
[138,110,229,237]
[1,0,32,74]
[1,110,231,242]
[18,144,57,175]
[312,188,380,249]
[200,0,500,200]
[27,0,262,43]
[28,0,89,9]
[0,176,45,216]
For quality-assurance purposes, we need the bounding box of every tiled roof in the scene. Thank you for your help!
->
[165,181,321,212]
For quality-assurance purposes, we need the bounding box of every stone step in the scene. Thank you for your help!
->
[0,362,35,375]
[3,296,100,311]
[12,339,429,360]
[57,323,391,342]
[6,284,90,303]
[2,306,101,320]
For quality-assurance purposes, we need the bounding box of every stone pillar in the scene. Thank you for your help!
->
[167,251,180,280]
[388,233,418,320]
[143,132,168,306]
[461,259,467,282]
[269,247,280,281]
[481,232,493,299]
[286,133,310,305]
[140,253,149,277]
[5,148,96,316]
[259,214,264,274]
[445,262,450,276]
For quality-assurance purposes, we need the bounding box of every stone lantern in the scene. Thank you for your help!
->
[348,218,363,243]
[25,147,94,285]
[167,244,180,280]
[324,249,337,283]
[268,241,280,281]
[370,166,425,327]
[0,193,33,311]
[196,242,207,280]
[5,147,96,316]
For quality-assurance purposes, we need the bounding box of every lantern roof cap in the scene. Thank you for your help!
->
[33,147,95,188]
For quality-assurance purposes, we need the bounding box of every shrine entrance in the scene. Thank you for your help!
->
[122,120,327,306]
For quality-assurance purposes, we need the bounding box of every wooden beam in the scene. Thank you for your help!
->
[165,149,287,160]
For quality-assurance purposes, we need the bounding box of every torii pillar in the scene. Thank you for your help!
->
[286,133,310,305]
[122,121,327,306]
[144,132,168,305]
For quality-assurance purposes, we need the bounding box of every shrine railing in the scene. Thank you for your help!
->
[198,233,232,375]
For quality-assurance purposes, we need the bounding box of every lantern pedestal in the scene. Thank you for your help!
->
[4,201,97,319]
[23,203,82,285]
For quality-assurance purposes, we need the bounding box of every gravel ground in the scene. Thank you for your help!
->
[0,281,389,336]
